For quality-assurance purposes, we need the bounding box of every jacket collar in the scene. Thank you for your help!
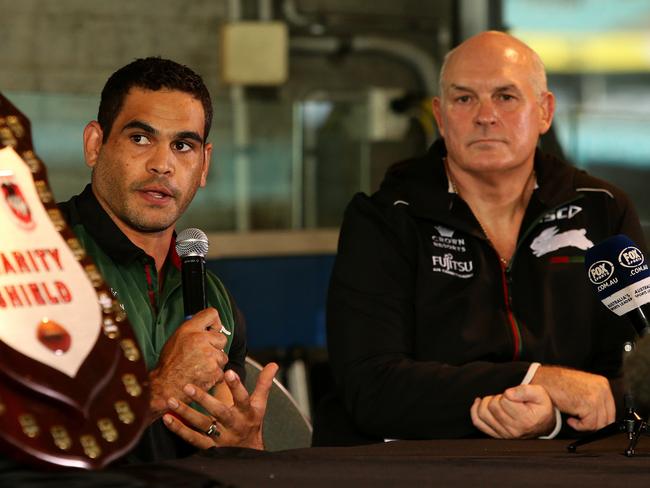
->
[62,184,181,269]
[380,139,582,224]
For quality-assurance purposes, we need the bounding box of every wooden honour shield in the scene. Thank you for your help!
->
[0,93,149,469]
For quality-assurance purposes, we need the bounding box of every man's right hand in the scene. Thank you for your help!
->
[531,365,615,431]
[149,308,229,419]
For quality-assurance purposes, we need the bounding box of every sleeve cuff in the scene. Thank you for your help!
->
[520,363,562,439]
[521,362,540,385]
[538,407,562,439]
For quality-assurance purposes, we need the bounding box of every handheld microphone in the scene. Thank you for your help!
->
[584,234,650,336]
[175,228,209,318]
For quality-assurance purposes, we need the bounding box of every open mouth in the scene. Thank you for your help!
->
[138,186,175,202]
[144,190,170,199]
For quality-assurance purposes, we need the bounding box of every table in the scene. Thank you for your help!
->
[3,434,650,487]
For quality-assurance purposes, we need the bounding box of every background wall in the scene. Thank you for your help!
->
[3,0,650,417]
[0,0,451,233]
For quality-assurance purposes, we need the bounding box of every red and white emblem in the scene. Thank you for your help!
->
[1,178,35,230]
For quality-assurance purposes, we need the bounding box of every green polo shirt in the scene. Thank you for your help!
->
[58,184,241,371]
[55,185,248,463]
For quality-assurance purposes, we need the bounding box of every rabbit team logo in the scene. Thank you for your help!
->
[1,179,35,230]
[530,226,593,257]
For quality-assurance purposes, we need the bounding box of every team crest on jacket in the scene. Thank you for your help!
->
[431,226,474,278]
[1,179,34,230]
[530,226,593,257]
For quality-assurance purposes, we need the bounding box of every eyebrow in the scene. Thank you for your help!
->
[448,84,474,93]
[176,131,204,144]
[122,120,204,144]
[449,83,521,91]
[122,120,157,135]
[494,84,521,93]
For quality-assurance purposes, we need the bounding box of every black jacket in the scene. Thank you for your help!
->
[327,140,646,439]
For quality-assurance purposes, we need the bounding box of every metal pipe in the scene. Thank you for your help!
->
[227,0,251,231]
[258,0,273,21]
[282,0,325,34]
[291,103,304,229]
[290,36,438,96]
[227,0,241,21]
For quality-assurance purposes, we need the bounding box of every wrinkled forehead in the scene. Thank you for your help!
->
[441,45,542,95]
[117,88,206,134]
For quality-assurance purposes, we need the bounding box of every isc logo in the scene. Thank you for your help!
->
[618,247,644,268]
[542,205,582,222]
[588,260,614,285]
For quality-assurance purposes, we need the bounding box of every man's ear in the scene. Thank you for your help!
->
[200,142,212,187]
[83,121,104,168]
[538,91,556,135]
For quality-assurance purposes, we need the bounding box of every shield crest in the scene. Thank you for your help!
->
[0,179,34,229]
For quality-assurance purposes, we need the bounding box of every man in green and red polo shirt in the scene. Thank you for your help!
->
[60,57,277,460]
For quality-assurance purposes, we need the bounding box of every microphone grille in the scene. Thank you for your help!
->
[176,228,209,258]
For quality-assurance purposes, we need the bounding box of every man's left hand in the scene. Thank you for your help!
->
[162,363,279,450]
[470,384,556,439]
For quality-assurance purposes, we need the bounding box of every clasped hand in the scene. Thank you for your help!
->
[470,384,556,439]
[471,366,615,439]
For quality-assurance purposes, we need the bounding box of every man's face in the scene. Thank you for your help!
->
[84,88,211,234]
[433,39,554,175]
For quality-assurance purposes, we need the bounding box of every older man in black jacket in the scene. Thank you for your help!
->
[324,31,646,442]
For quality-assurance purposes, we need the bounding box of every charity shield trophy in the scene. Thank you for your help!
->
[0,93,149,469]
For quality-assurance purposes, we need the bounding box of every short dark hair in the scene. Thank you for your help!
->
[97,57,213,143]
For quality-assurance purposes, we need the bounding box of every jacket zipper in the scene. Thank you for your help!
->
[500,195,584,360]
[500,262,521,360]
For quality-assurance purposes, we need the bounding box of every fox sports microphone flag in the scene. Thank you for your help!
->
[585,235,650,317]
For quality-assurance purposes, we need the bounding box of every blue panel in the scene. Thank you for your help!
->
[504,0,650,31]
[207,255,335,349]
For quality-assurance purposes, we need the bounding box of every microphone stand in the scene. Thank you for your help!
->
[568,314,650,457]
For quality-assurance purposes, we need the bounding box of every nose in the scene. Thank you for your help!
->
[474,99,497,127]
[146,145,174,176]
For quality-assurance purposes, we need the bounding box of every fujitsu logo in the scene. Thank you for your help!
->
[432,252,473,278]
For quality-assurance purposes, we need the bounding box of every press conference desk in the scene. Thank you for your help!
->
[3,434,650,487]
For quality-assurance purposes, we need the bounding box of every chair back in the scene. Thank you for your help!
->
[244,357,312,451]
